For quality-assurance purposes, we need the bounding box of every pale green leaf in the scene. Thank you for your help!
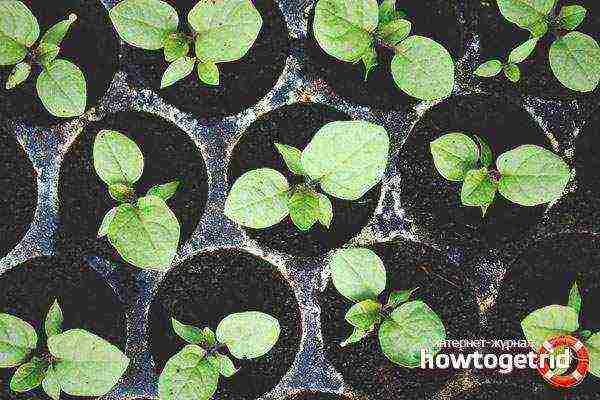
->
[41,13,77,46]
[377,18,411,46]
[93,130,144,186]
[164,33,190,62]
[45,299,63,338]
[5,61,30,89]
[36,42,60,66]
[391,35,455,100]
[42,365,61,400]
[385,287,419,309]
[171,318,205,344]
[288,185,320,231]
[190,0,263,63]
[379,300,446,367]
[207,353,238,378]
[345,299,382,330]
[0,0,39,65]
[558,5,587,31]
[98,207,117,238]
[10,356,47,393]
[461,167,497,210]
[549,32,600,92]
[497,145,570,206]
[521,305,578,351]
[274,143,305,175]
[147,181,180,201]
[109,183,136,203]
[328,247,386,302]
[341,326,369,347]
[0,313,37,368]
[474,135,493,167]
[504,63,521,82]
[497,0,556,33]
[474,59,503,77]
[312,0,379,63]
[109,0,179,50]
[36,59,87,117]
[361,46,378,81]
[216,311,280,359]
[430,132,479,182]
[197,61,219,86]
[48,329,129,396]
[224,168,290,229]
[567,282,582,314]
[587,332,600,378]
[317,193,333,228]
[508,38,538,64]
[161,56,195,88]
[301,120,389,200]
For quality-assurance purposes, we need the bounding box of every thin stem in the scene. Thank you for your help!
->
[418,265,462,289]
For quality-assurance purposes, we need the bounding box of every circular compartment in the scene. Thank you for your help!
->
[149,250,301,400]
[321,242,480,399]
[0,130,37,258]
[0,255,127,400]
[58,111,209,268]
[0,0,119,127]
[304,0,462,111]
[228,103,380,257]
[396,94,548,253]
[120,0,290,120]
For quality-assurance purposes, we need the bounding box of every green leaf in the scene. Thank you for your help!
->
[474,59,503,77]
[224,168,290,229]
[379,300,446,367]
[345,299,382,330]
[190,0,263,63]
[521,305,579,351]
[530,20,549,38]
[45,299,63,338]
[474,135,493,167]
[202,327,216,347]
[317,193,333,228]
[197,61,220,86]
[385,287,419,309]
[430,132,480,182]
[164,33,190,62]
[171,318,205,344]
[275,143,305,175]
[461,167,497,211]
[558,5,587,31]
[158,344,218,400]
[109,0,179,50]
[497,145,570,206]
[567,282,582,314]
[0,0,39,65]
[549,32,600,92]
[216,311,280,359]
[0,314,37,368]
[161,56,195,89]
[98,207,117,238]
[42,365,61,400]
[391,36,455,101]
[10,356,47,393]
[378,0,396,25]
[93,130,144,186]
[147,181,180,201]
[48,329,129,396]
[207,353,238,378]
[497,0,555,33]
[587,332,600,378]
[328,247,386,302]
[301,120,389,200]
[378,18,411,47]
[504,63,521,82]
[580,330,592,341]
[109,183,135,203]
[313,0,378,63]
[6,61,31,89]
[107,195,180,270]
[36,59,87,117]
[508,38,538,64]
[341,326,369,347]
[36,42,60,66]
[41,13,77,47]
[289,185,320,231]
[361,47,378,81]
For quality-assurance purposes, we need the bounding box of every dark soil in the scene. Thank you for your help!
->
[0,131,37,258]
[0,255,126,400]
[287,393,348,400]
[321,242,480,399]
[228,103,381,257]
[396,94,549,253]
[120,0,290,120]
[149,250,301,400]
[0,0,119,127]
[58,111,208,269]
[304,0,463,111]
[577,105,600,189]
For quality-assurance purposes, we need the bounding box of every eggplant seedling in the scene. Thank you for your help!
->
[328,247,446,367]
[0,0,87,117]
[225,120,390,232]
[0,300,129,400]
[159,311,280,400]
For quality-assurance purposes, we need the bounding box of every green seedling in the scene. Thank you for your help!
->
[0,300,129,400]
[224,121,390,232]
[328,247,446,367]
[159,311,280,400]
[93,130,182,271]
[109,0,263,88]
[312,0,455,101]
[475,1,600,92]
[0,0,87,117]
[430,132,571,216]
[521,281,600,378]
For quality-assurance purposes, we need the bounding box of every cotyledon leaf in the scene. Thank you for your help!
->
[48,329,130,397]
[328,247,386,302]
[474,60,503,77]
[93,130,144,186]
[508,37,538,64]
[216,311,280,359]
[497,0,556,32]
[549,32,600,93]
[0,0,40,65]
[41,13,77,46]
[36,59,87,118]
[0,313,37,368]
[161,56,195,88]
[587,332,600,378]
[430,132,480,182]
[521,305,579,352]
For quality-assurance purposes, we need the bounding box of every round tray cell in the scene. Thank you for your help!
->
[228,103,380,257]
[322,242,480,400]
[120,0,289,119]
[304,0,461,111]
[396,94,548,252]
[149,250,301,400]
[0,256,126,400]
[0,0,119,127]
[58,111,208,267]
[0,131,36,258]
